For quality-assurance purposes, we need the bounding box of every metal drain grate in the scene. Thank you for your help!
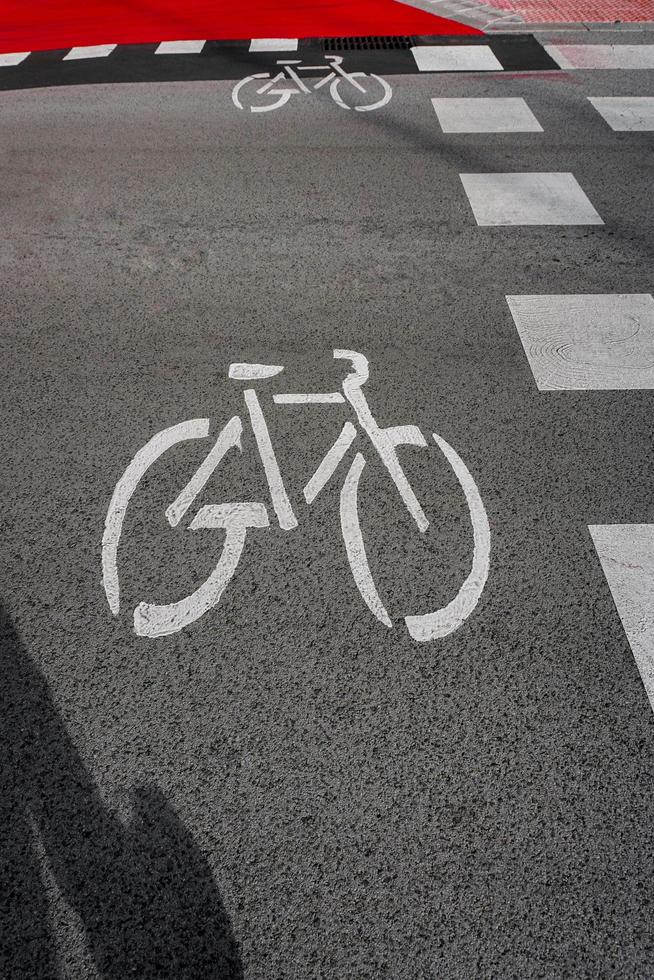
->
[322,36,415,52]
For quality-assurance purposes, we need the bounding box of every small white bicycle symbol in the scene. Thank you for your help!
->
[102,351,490,640]
[232,55,392,112]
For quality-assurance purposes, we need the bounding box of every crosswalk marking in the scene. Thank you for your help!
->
[589,96,654,132]
[411,45,503,72]
[589,525,654,713]
[63,44,117,61]
[506,294,654,390]
[0,51,30,67]
[431,97,543,133]
[545,44,654,70]
[155,40,206,55]
[249,39,299,52]
[459,172,603,227]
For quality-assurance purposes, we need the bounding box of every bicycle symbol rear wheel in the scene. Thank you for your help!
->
[232,73,294,113]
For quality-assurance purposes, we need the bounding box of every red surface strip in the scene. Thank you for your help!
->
[0,0,480,55]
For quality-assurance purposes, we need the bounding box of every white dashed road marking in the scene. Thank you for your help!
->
[63,44,117,60]
[411,45,503,72]
[506,294,654,391]
[545,44,654,70]
[155,40,206,54]
[589,524,654,713]
[0,52,30,67]
[431,97,543,133]
[459,172,603,227]
[249,39,299,52]
[589,97,654,132]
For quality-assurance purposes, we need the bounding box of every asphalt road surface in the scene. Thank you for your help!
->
[1,33,654,978]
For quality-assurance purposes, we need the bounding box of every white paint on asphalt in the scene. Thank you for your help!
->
[135,503,269,638]
[589,97,654,132]
[249,39,299,52]
[460,172,603,226]
[233,59,392,113]
[506,294,654,390]
[589,524,654,713]
[0,52,30,67]
[304,422,357,504]
[166,416,243,528]
[545,44,654,70]
[63,44,117,60]
[411,45,503,72]
[273,393,345,404]
[62,44,118,61]
[340,452,393,628]
[103,352,490,640]
[244,388,298,530]
[155,40,206,55]
[431,97,543,133]
[405,433,491,642]
[229,362,284,380]
[102,418,211,616]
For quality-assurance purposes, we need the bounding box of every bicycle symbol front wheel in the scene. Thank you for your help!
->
[340,432,490,641]
[329,72,392,111]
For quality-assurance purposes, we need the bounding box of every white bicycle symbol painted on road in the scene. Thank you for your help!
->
[232,55,392,112]
[102,351,490,640]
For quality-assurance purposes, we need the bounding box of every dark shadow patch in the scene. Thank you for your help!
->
[0,602,243,979]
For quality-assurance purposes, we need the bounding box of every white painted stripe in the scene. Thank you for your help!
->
[589,524,654,713]
[544,44,654,70]
[229,362,283,380]
[155,40,206,55]
[431,97,542,133]
[0,51,30,67]
[244,388,297,530]
[588,97,654,132]
[411,45,503,72]
[249,38,299,52]
[273,393,345,404]
[63,44,116,60]
[304,422,357,504]
[460,173,603,227]
[506,293,654,390]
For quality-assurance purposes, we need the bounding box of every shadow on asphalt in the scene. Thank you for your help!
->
[0,602,243,979]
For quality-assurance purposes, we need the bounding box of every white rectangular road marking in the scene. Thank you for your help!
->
[460,172,603,227]
[411,45,503,72]
[589,97,654,132]
[63,44,117,60]
[0,51,30,67]
[545,44,654,69]
[506,293,654,390]
[155,40,206,54]
[431,97,542,133]
[249,39,299,52]
[589,524,654,713]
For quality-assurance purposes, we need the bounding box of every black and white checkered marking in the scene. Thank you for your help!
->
[0,35,559,91]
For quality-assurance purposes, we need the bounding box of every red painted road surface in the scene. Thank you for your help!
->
[0,0,479,55]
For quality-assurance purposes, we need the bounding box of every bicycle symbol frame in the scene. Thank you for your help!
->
[232,55,392,113]
[102,351,490,640]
